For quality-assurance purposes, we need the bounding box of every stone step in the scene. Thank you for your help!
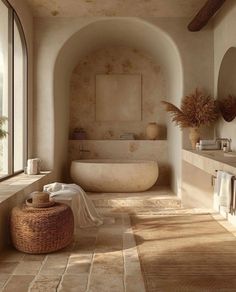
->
[88,186,181,214]
[92,197,181,208]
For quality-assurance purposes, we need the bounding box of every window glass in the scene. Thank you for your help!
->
[14,18,25,172]
[0,0,27,178]
[0,1,9,176]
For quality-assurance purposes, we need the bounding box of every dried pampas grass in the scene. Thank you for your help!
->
[162,88,219,129]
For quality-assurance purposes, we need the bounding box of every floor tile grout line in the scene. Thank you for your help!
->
[128,213,147,292]
[56,255,71,292]
[85,229,99,292]
[27,254,49,291]
[122,213,126,292]
[1,274,13,290]
[1,251,28,291]
[56,241,76,291]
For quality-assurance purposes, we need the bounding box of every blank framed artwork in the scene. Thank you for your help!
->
[95,74,142,121]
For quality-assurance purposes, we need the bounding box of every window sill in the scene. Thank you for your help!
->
[0,171,51,204]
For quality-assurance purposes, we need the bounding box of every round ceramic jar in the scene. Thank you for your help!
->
[146,122,159,140]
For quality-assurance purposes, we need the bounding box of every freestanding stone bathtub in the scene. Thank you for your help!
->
[70,159,159,192]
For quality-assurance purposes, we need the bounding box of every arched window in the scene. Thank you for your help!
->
[0,0,27,179]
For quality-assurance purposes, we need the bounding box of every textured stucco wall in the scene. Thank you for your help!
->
[69,46,166,140]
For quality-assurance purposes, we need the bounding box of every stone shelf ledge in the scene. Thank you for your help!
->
[0,171,51,204]
[69,139,167,141]
[182,149,236,176]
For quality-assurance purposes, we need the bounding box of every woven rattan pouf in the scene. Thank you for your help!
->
[10,203,74,254]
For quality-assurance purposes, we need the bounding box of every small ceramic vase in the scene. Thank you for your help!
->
[189,127,200,149]
[146,122,159,140]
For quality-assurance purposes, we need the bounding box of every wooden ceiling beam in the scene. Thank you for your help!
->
[188,0,226,32]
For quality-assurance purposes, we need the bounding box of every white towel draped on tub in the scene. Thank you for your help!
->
[43,182,103,228]
[214,171,234,213]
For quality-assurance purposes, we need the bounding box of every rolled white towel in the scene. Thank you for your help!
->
[199,139,216,145]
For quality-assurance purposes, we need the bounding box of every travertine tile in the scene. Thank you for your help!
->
[95,223,124,252]
[72,236,97,253]
[125,274,146,292]
[2,275,34,292]
[58,274,88,292]
[66,254,92,274]
[14,260,42,275]
[23,254,46,262]
[0,188,187,291]
[0,249,25,262]
[40,255,68,275]
[0,262,18,274]
[89,271,125,292]
[74,227,98,239]
[93,251,124,271]
[29,275,61,292]
[0,274,11,289]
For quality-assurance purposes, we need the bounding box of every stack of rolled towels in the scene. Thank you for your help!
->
[120,133,135,140]
[199,139,220,150]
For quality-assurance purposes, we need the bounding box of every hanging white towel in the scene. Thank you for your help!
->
[43,182,103,228]
[233,181,236,215]
[214,170,234,213]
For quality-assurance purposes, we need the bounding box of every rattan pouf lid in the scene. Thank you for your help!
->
[10,202,74,254]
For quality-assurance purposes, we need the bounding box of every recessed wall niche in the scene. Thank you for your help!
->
[69,46,166,140]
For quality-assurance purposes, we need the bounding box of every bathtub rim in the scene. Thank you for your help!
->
[71,159,158,164]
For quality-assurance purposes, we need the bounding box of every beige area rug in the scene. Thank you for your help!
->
[131,213,236,292]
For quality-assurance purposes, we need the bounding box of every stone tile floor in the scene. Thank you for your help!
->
[0,187,235,291]
[0,213,144,292]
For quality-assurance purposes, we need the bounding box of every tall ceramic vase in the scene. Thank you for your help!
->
[189,127,200,150]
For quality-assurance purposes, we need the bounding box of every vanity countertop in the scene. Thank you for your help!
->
[182,149,236,176]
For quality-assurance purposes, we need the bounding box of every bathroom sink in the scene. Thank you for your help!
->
[224,152,236,157]
[200,150,236,163]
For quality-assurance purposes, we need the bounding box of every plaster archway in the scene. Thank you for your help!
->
[53,18,183,193]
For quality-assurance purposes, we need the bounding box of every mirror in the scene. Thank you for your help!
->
[218,47,236,122]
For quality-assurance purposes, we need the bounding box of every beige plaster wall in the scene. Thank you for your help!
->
[70,46,166,140]
[146,18,214,194]
[181,161,213,209]
[214,1,236,150]
[33,17,213,194]
[147,18,214,150]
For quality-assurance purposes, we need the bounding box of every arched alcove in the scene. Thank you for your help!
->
[53,18,183,193]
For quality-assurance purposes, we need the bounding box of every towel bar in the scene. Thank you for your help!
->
[214,170,236,180]
[212,170,236,187]
[214,170,236,216]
